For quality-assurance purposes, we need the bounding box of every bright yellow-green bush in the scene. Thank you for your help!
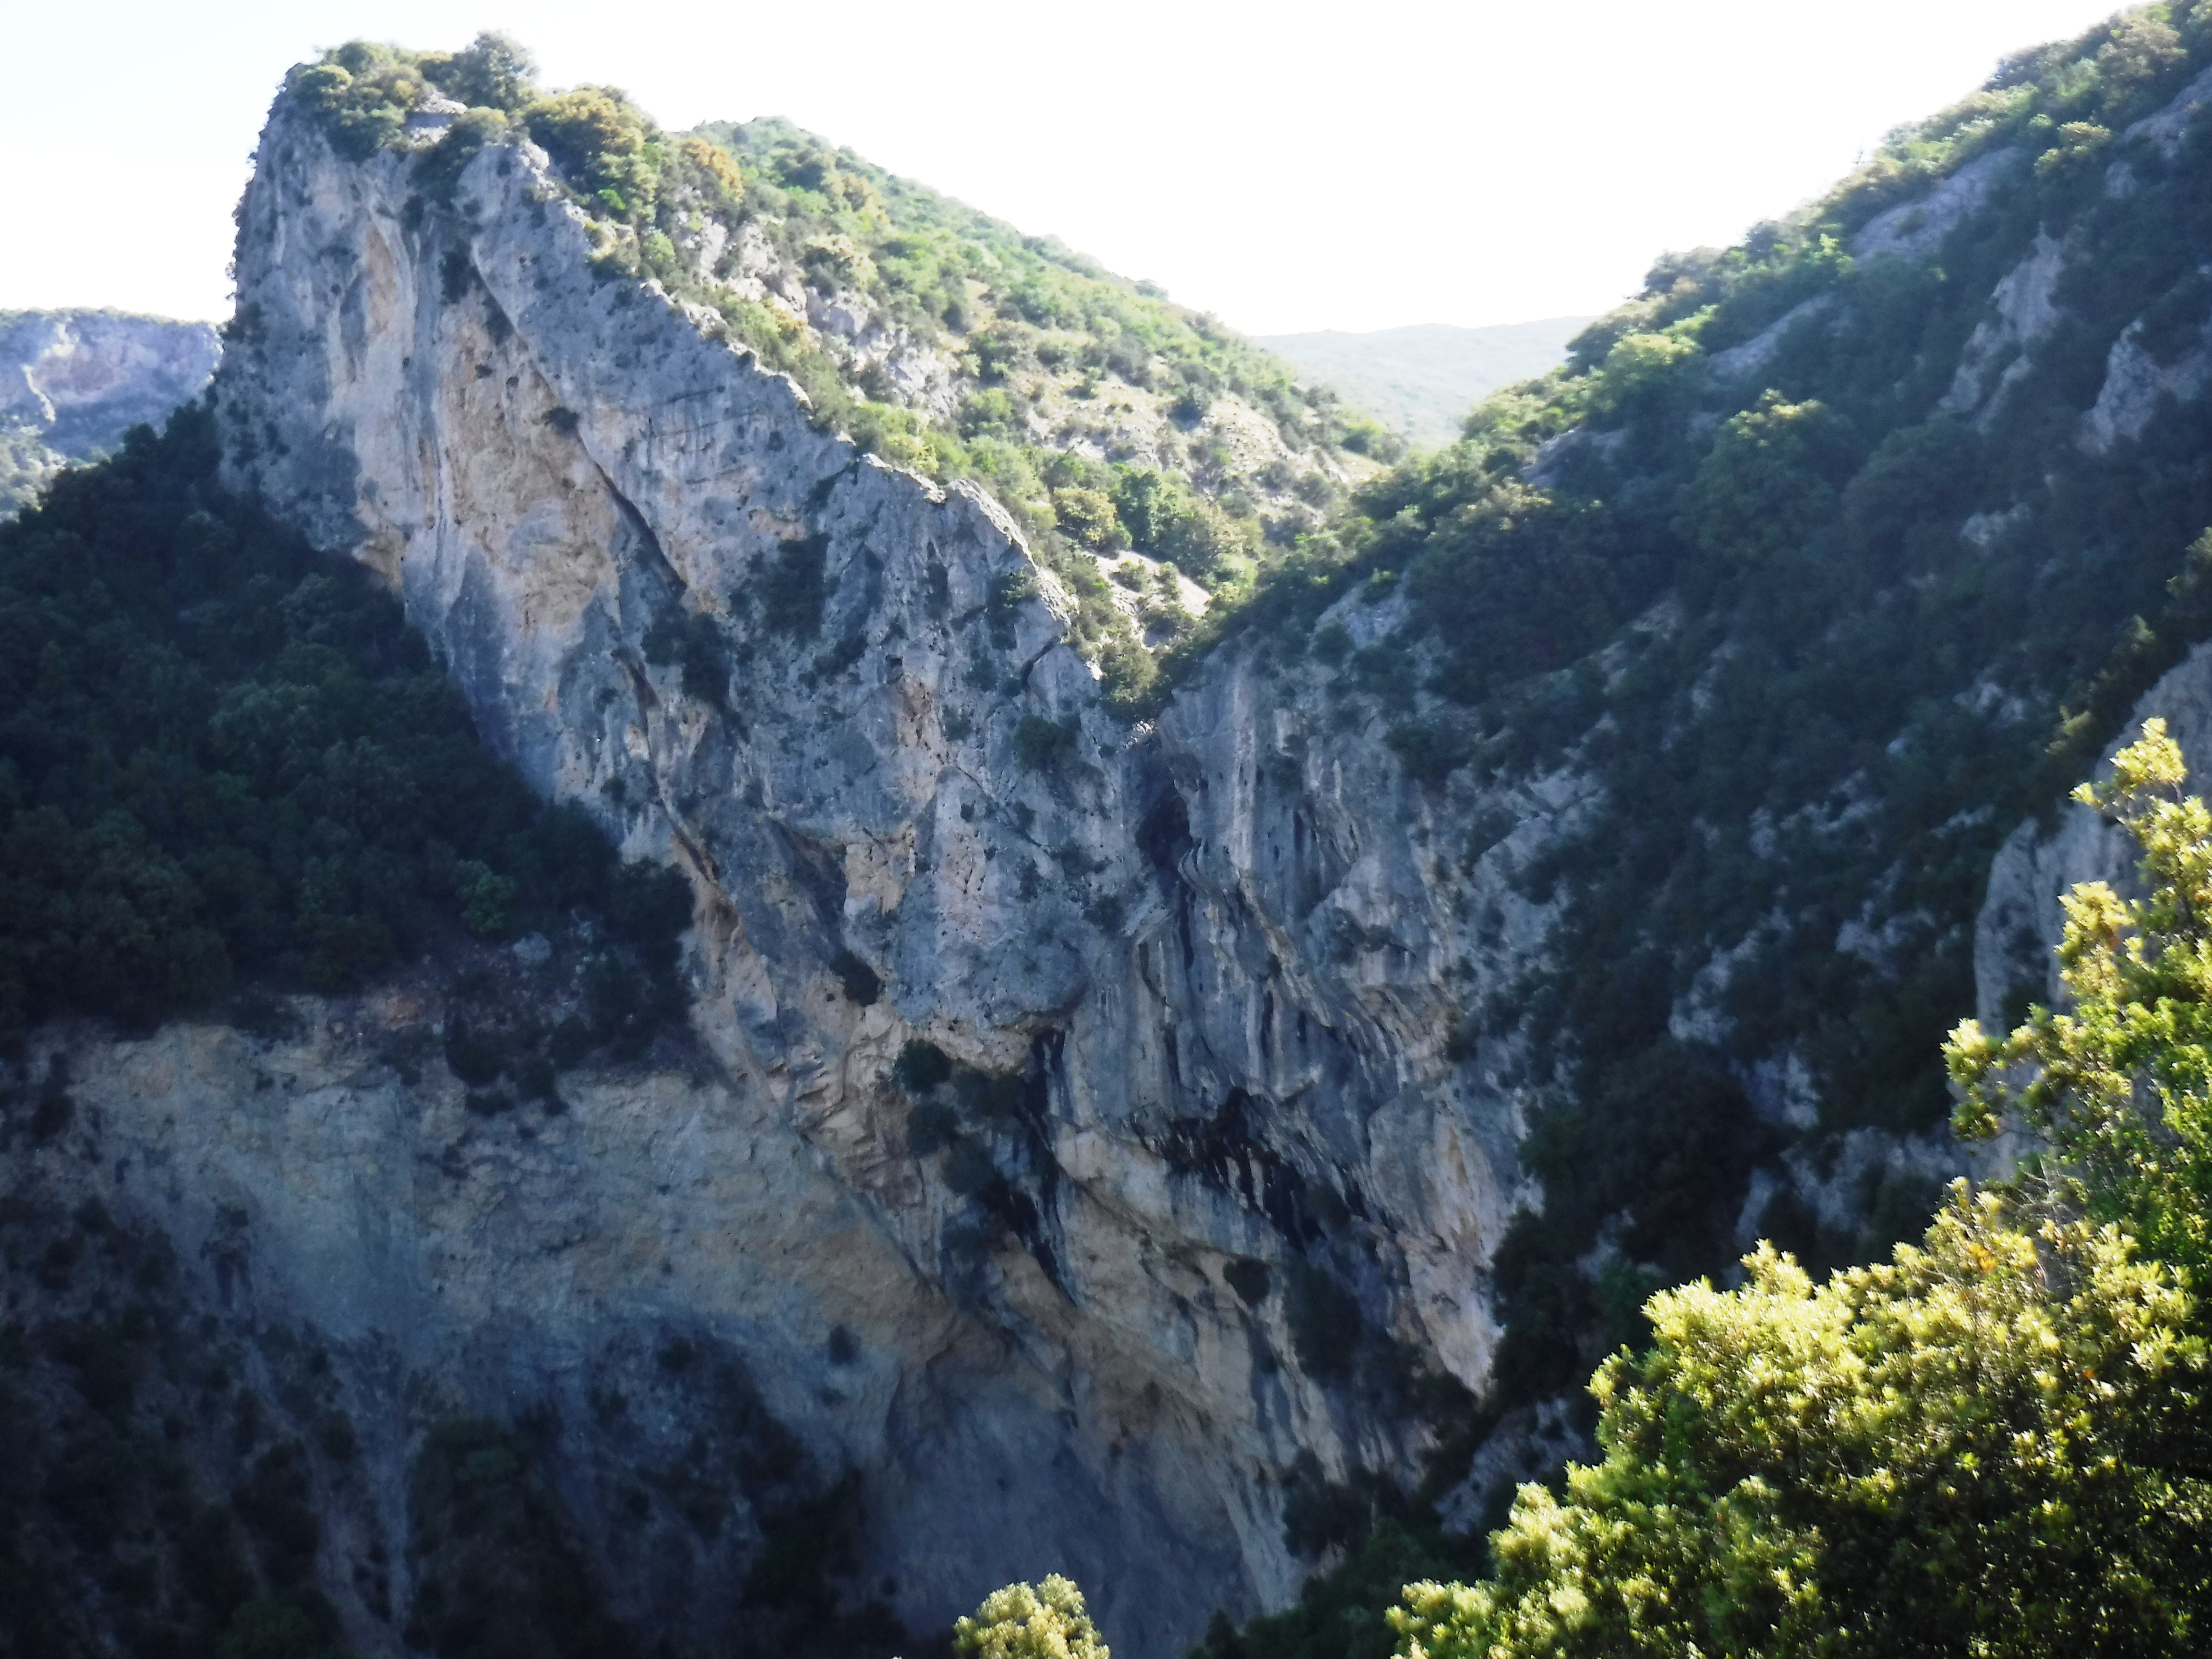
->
[956,1576,1110,1659]
[1395,1195,2212,1658]
[1389,722,2212,1658]
[1951,718,2212,1285]
[526,87,662,218]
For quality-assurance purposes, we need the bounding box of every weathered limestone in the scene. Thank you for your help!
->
[169,98,1552,1656]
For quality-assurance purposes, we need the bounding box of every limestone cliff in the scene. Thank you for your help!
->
[180,89,1539,1657]
[0,308,222,513]
[52,16,2212,1652]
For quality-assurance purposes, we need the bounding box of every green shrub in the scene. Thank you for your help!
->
[1396,1195,2212,1659]
[526,88,663,220]
[287,48,418,159]
[1052,486,1124,550]
[422,33,536,111]
[1011,714,1078,771]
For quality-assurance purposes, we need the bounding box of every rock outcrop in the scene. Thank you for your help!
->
[172,93,1549,1657]
[69,24,2212,1654]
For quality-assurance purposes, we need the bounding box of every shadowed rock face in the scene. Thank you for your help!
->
[184,99,1545,1656]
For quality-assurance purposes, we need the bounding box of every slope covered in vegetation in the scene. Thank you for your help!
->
[1190,0,2212,1410]
[0,405,690,1066]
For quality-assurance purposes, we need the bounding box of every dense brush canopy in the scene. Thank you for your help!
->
[0,407,689,1058]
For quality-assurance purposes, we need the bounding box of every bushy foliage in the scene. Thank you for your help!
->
[1395,1196,2212,1658]
[1951,718,2212,1285]
[423,33,537,115]
[1106,465,1247,578]
[288,34,536,163]
[1677,390,1856,567]
[285,42,427,159]
[527,88,662,218]
[0,406,689,1051]
[956,1575,1110,1659]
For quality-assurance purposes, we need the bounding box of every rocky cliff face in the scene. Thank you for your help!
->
[54,21,2212,1653]
[162,95,1544,1655]
[0,309,221,512]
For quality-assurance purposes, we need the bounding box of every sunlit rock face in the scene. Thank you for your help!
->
[196,98,1536,1657]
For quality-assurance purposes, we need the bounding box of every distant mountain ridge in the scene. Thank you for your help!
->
[1256,318,1594,447]
[0,308,221,512]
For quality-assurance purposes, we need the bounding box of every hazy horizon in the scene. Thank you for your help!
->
[0,0,2137,335]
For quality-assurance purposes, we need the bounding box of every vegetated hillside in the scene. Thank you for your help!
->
[0,404,692,1064]
[0,310,221,515]
[1255,320,1594,449]
[1177,0,2212,1609]
[690,114,1405,495]
[281,37,1396,714]
[1181,8,2212,1655]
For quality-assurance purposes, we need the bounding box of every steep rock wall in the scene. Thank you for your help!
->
[198,101,1549,1654]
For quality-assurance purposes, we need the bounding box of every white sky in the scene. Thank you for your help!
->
[0,0,2135,335]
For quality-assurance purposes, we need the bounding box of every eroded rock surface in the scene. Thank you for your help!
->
[188,100,1543,1655]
